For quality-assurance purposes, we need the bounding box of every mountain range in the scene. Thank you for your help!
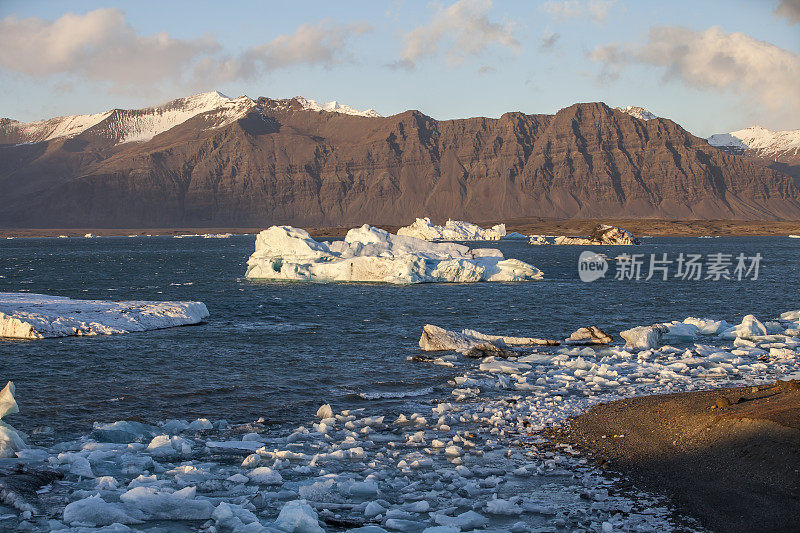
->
[1,92,799,228]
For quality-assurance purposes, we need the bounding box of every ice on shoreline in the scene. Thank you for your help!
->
[530,224,640,246]
[245,225,543,283]
[0,292,209,339]
[2,308,799,531]
[397,217,507,241]
[0,382,26,458]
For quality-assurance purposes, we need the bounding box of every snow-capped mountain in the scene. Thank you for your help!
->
[0,91,254,146]
[615,106,657,121]
[0,91,381,146]
[295,96,381,118]
[708,126,800,161]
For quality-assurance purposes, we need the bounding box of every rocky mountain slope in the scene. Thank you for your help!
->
[1,93,799,228]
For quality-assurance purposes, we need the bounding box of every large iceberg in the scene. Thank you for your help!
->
[245,225,543,284]
[0,292,209,339]
[397,217,506,241]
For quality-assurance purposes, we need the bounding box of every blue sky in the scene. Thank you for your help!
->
[0,0,798,136]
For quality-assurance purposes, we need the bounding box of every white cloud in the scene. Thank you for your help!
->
[775,0,800,24]
[0,9,217,92]
[197,21,372,82]
[396,0,519,69]
[543,0,617,23]
[590,25,800,124]
[0,10,371,93]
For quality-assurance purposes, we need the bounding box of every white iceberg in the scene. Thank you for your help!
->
[620,324,669,350]
[0,292,209,339]
[529,224,639,246]
[419,324,557,353]
[397,217,506,241]
[245,225,543,284]
[0,381,26,458]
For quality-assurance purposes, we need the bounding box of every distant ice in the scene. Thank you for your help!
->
[397,218,506,241]
[0,292,209,338]
[245,225,543,284]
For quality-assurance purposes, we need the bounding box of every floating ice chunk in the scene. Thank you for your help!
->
[479,358,532,374]
[95,477,118,490]
[683,317,730,335]
[92,421,158,444]
[620,325,668,350]
[205,440,264,451]
[245,225,542,284]
[349,480,379,498]
[187,418,213,431]
[69,456,95,478]
[564,326,612,345]
[397,218,506,241]
[63,494,141,527]
[272,500,324,533]
[213,501,263,531]
[364,501,387,518]
[719,314,768,340]
[0,382,26,458]
[0,292,209,338]
[419,324,556,353]
[662,322,699,342]
[528,224,640,246]
[316,404,333,419]
[145,435,193,457]
[249,467,283,485]
[433,510,488,529]
[119,486,214,520]
[486,497,523,515]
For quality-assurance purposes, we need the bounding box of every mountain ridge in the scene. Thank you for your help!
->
[1,93,799,228]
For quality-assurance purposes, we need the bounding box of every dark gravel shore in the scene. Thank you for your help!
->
[547,380,800,533]
[2,218,800,238]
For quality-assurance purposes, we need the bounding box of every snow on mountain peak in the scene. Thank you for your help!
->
[294,96,381,118]
[616,106,657,121]
[115,91,254,144]
[1,91,255,146]
[708,126,800,159]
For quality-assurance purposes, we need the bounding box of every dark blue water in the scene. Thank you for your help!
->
[0,235,797,438]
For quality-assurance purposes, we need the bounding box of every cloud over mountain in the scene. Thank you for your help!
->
[590,25,800,125]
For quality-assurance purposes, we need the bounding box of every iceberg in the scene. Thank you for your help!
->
[397,217,506,241]
[0,292,209,339]
[0,381,26,458]
[529,224,640,246]
[419,324,558,353]
[245,225,543,284]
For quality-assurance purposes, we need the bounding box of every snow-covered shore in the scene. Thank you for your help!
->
[245,225,543,283]
[3,308,799,531]
[0,292,209,339]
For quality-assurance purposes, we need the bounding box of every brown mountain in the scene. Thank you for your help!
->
[1,93,799,228]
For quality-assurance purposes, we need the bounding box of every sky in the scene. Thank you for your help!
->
[0,0,798,137]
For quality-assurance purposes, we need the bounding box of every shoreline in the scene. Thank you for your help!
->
[546,380,800,533]
[1,218,800,239]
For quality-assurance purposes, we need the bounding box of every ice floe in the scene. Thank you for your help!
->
[245,225,543,284]
[0,292,209,339]
[529,224,640,246]
[396,218,507,241]
[0,381,26,458]
[3,308,799,531]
